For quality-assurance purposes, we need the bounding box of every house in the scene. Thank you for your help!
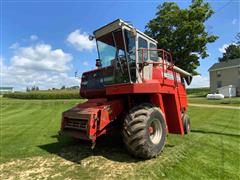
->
[0,87,15,94]
[208,58,240,96]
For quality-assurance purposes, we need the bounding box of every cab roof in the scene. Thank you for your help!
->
[93,19,158,44]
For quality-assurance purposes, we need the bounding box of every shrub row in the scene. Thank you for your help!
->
[186,87,210,97]
[3,90,81,99]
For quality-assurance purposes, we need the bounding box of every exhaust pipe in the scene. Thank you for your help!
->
[173,66,193,85]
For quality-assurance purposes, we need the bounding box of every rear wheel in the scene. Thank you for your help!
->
[182,113,190,134]
[123,103,167,159]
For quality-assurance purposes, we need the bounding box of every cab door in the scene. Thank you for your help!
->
[137,35,153,81]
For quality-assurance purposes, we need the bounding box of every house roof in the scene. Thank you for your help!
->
[208,58,240,71]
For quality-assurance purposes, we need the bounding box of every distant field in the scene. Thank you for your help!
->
[1,98,239,179]
[188,96,240,107]
[3,89,80,99]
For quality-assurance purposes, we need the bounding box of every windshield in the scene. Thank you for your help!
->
[96,29,130,84]
[97,29,125,68]
[97,40,116,67]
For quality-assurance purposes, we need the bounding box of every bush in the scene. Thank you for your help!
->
[187,87,210,97]
[3,89,81,99]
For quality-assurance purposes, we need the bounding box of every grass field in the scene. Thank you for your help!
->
[1,98,240,179]
[188,96,240,107]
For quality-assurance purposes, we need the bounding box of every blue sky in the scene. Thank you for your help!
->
[1,0,239,90]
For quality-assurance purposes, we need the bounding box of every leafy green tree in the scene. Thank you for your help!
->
[145,0,218,74]
[31,86,35,91]
[235,32,240,45]
[26,87,30,92]
[218,44,240,62]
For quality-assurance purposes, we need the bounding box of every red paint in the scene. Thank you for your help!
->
[60,48,190,142]
[61,98,124,141]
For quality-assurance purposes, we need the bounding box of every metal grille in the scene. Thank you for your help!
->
[65,119,87,131]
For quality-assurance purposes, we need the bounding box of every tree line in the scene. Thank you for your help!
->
[26,85,80,92]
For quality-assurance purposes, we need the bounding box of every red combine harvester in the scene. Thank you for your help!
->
[59,19,192,159]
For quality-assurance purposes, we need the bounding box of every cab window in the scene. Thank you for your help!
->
[138,37,148,62]
[150,43,158,61]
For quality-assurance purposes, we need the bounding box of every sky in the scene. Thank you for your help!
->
[0,0,239,91]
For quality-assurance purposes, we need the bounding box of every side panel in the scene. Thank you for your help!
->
[177,84,188,111]
[106,83,176,95]
[161,93,184,135]
[150,94,168,131]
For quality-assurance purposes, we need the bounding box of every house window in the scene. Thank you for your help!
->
[217,81,222,88]
[217,70,221,77]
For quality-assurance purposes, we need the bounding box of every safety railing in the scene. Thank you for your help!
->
[137,48,175,84]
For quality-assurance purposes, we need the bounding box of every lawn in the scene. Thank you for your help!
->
[188,96,240,107]
[1,98,239,179]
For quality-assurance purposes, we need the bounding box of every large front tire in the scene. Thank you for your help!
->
[123,104,167,159]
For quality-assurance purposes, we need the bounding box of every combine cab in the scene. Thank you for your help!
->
[59,19,192,159]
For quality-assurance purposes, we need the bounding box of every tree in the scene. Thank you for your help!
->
[61,85,66,90]
[26,87,30,92]
[235,32,240,45]
[31,86,35,91]
[218,33,240,62]
[145,0,218,74]
[218,44,240,62]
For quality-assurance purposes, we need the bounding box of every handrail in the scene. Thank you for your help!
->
[137,48,183,110]
[137,48,174,83]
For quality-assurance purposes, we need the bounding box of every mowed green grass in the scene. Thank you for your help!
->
[0,98,83,161]
[1,98,240,179]
[188,96,240,107]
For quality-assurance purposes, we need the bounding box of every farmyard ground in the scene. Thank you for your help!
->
[1,98,239,179]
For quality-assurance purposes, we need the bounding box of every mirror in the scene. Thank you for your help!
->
[88,35,95,41]
[96,59,102,68]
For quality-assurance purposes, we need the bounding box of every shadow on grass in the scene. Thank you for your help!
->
[39,134,141,164]
[191,129,240,138]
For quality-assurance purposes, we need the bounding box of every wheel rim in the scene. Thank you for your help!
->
[148,118,162,144]
[187,121,190,132]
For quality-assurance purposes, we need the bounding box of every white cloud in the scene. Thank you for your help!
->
[219,44,229,53]
[67,29,95,51]
[11,44,72,72]
[218,43,236,53]
[0,56,6,78]
[82,61,89,66]
[10,42,19,49]
[30,35,38,41]
[1,42,79,91]
[188,75,209,88]
[232,18,238,25]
